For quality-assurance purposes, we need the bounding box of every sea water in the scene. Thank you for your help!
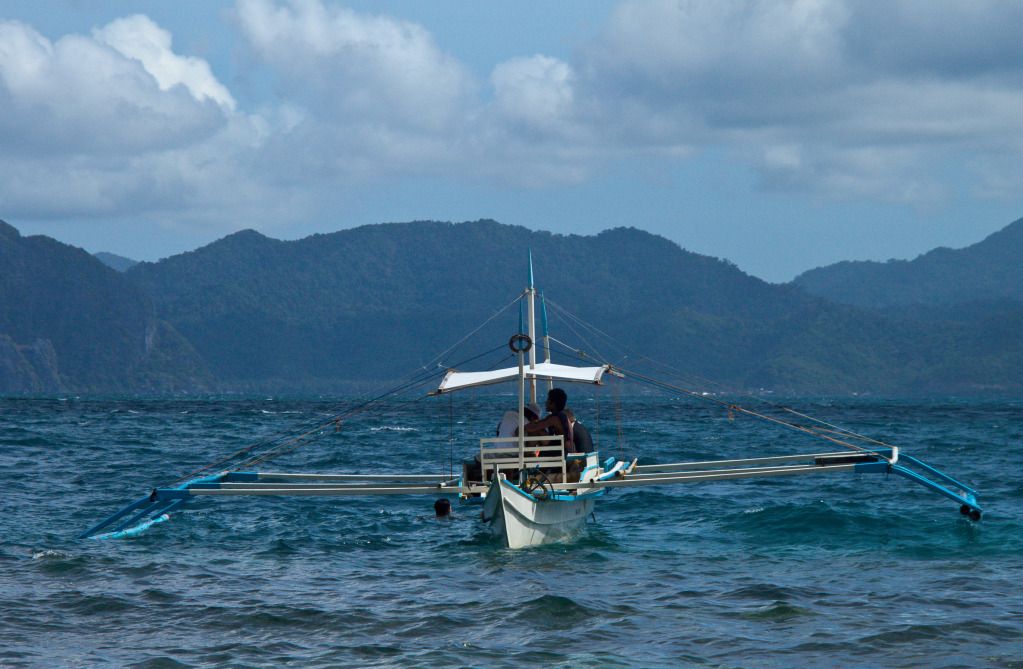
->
[1,396,1021,668]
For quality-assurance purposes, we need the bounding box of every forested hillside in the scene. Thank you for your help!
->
[4,218,1021,394]
[793,217,1023,308]
[0,220,209,392]
[126,220,1022,394]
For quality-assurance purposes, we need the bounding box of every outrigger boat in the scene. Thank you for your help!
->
[81,257,983,548]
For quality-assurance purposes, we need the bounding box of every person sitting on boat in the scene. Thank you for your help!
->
[565,409,593,454]
[463,403,542,483]
[495,403,541,438]
[525,387,575,453]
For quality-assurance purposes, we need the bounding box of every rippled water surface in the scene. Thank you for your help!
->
[2,396,1021,668]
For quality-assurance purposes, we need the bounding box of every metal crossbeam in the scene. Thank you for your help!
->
[554,462,860,490]
[247,471,454,482]
[182,485,458,497]
[633,449,891,473]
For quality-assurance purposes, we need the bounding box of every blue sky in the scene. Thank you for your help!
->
[3,0,1023,281]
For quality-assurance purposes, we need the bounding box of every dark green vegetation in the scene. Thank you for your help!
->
[794,217,1023,309]
[2,217,1020,394]
[791,217,1023,394]
[0,221,209,392]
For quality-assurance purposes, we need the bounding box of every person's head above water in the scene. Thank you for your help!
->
[434,498,451,517]
[546,388,567,413]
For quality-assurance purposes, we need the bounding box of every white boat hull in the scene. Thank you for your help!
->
[482,478,596,549]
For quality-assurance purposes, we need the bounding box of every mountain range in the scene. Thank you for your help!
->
[793,217,1023,309]
[2,217,1020,395]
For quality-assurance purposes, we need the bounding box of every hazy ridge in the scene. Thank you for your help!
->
[793,217,1023,309]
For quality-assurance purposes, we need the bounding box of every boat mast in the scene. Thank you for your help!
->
[527,250,538,404]
[539,289,553,391]
[516,328,526,468]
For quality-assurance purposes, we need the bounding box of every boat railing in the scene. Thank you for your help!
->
[479,435,566,481]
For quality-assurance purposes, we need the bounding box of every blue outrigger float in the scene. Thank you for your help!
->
[81,257,983,547]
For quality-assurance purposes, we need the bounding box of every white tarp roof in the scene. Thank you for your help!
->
[435,361,607,394]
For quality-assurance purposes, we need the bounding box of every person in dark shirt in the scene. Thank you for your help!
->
[565,408,594,453]
[525,387,575,453]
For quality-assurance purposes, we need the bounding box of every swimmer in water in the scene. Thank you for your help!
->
[434,498,452,518]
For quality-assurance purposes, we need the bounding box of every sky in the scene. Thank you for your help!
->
[2,1,1023,282]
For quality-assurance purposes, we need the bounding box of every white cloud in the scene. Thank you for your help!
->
[94,15,236,111]
[0,20,227,156]
[491,55,575,133]
[228,0,493,189]
[235,0,473,132]
[0,17,262,223]
[590,0,848,96]
[579,0,1023,202]
[5,0,1023,232]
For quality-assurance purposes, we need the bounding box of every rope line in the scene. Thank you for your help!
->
[163,312,518,487]
[234,342,511,472]
[615,366,890,460]
[165,365,445,485]
[541,299,898,461]
[416,293,522,372]
[541,336,891,462]
[164,287,898,490]
[544,300,612,364]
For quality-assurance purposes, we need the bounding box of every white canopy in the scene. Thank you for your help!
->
[434,361,608,394]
